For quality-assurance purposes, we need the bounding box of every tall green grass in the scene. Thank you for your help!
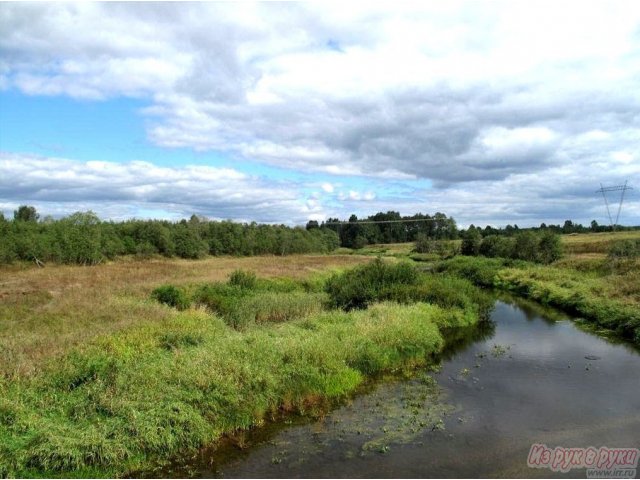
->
[0,302,466,477]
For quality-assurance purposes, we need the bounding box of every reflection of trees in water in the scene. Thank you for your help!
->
[496,294,640,354]
[497,293,567,324]
[437,320,496,362]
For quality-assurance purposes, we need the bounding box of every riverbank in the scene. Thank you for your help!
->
[0,260,490,477]
[181,296,640,478]
[436,255,640,344]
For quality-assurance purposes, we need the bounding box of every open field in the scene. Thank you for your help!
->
[0,255,370,379]
[561,230,640,254]
[351,230,640,258]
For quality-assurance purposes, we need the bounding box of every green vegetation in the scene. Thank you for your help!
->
[462,230,563,264]
[318,211,458,249]
[324,259,419,310]
[0,207,340,265]
[151,285,192,311]
[0,260,490,477]
[324,259,493,324]
[437,255,640,344]
[191,275,326,329]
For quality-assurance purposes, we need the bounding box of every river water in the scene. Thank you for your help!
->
[164,297,640,478]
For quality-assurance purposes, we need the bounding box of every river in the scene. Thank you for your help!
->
[161,297,640,478]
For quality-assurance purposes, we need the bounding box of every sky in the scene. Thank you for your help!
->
[1,1,639,228]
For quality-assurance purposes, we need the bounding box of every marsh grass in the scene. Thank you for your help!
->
[0,302,468,477]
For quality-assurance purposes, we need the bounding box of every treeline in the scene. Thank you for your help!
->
[461,229,563,264]
[0,206,339,265]
[463,219,639,237]
[308,211,458,248]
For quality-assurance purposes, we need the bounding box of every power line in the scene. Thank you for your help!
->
[323,218,446,225]
[596,181,633,230]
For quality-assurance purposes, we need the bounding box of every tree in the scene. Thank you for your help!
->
[172,223,208,259]
[562,220,574,234]
[305,220,319,230]
[461,228,482,256]
[14,205,39,222]
[538,232,563,264]
[514,231,539,262]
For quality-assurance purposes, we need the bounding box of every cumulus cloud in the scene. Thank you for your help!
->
[1,2,640,225]
[0,153,320,223]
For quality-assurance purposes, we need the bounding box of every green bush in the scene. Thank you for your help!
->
[228,269,258,289]
[151,285,191,310]
[192,283,248,327]
[461,229,482,256]
[479,235,515,259]
[325,258,419,310]
[608,239,640,259]
[414,234,436,254]
[436,256,508,288]
[537,231,564,264]
[193,281,325,328]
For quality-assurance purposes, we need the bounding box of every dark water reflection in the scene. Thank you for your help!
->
[165,298,640,478]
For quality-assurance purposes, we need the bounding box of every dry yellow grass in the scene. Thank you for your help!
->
[0,254,369,378]
[561,230,640,254]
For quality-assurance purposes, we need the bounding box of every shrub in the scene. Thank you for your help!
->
[537,231,563,264]
[479,235,515,259]
[228,269,257,289]
[435,256,508,288]
[325,258,419,310]
[192,283,248,327]
[513,231,540,262]
[151,285,191,310]
[461,229,482,256]
[608,239,640,259]
[414,234,436,254]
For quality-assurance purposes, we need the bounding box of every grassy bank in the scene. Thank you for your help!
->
[0,259,490,477]
[436,255,640,343]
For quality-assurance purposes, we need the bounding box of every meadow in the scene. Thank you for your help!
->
[1,230,638,477]
[0,255,492,477]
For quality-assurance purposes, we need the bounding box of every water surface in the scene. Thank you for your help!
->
[165,298,640,478]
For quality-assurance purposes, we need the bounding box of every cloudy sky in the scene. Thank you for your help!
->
[1,2,639,227]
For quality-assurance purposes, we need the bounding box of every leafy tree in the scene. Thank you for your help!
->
[172,223,208,259]
[14,205,39,222]
[461,228,482,256]
[537,231,563,264]
[513,231,540,262]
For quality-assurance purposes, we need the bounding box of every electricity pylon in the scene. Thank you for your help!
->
[596,181,633,231]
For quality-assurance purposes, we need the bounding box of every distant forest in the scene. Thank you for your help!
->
[1,205,638,265]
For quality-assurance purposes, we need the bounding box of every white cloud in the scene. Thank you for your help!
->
[1,2,640,226]
[0,153,314,223]
[321,183,334,193]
